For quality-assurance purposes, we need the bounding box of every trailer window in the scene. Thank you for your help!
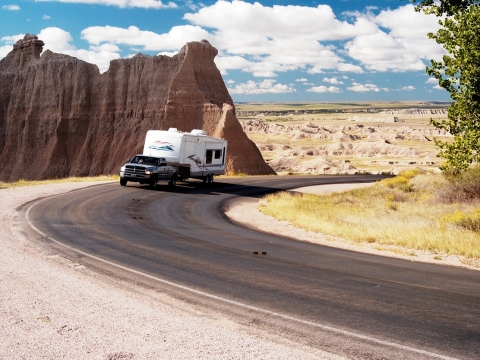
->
[206,150,213,164]
[214,150,222,159]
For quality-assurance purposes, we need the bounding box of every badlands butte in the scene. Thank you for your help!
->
[0,34,451,181]
[0,34,274,182]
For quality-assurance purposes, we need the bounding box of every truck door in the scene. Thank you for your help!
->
[157,158,168,180]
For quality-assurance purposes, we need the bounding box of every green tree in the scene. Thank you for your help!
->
[411,1,480,171]
[410,0,477,16]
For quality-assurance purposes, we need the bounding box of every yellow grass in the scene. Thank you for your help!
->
[259,174,480,259]
[0,175,119,189]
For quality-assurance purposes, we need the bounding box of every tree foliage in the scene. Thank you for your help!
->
[410,0,478,16]
[412,1,480,171]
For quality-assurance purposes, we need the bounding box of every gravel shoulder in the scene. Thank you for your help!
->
[1,181,477,359]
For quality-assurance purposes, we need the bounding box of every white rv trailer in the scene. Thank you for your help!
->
[143,128,227,183]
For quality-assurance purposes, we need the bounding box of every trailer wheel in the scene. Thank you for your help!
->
[149,175,158,189]
[169,173,177,187]
[120,178,127,186]
[210,174,214,183]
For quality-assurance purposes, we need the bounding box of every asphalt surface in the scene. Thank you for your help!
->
[23,175,480,359]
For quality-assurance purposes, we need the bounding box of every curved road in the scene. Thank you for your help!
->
[23,175,480,359]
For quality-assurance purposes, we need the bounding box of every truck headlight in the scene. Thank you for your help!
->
[145,168,155,175]
[120,166,125,172]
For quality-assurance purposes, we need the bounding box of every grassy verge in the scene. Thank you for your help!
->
[0,175,119,189]
[259,169,480,259]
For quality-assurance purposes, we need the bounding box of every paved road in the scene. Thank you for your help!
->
[24,175,480,359]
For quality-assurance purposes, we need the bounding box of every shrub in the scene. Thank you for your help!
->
[441,207,480,232]
[379,169,421,192]
[436,164,480,203]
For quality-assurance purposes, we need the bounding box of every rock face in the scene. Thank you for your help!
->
[0,34,275,181]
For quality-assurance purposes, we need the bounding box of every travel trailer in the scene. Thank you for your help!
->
[142,128,228,184]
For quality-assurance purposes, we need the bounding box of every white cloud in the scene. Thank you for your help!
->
[0,45,13,58]
[307,85,341,93]
[347,82,388,92]
[81,25,211,51]
[184,1,368,76]
[345,4,446,72]
[185,2,376,41]
[34,0,177,9]
[425,78,437,84]
[1,34,23,44]
[375,5,440,39]
[227,79,296,95]
[345,31,426,72]
[0,29,118,69]
[322,77,344,85]
[2,5,20,10]
[402,86,415,91]
[214,54,275,77]
[37,27,120,72]
[43,15,52,20]
[38,27,76,52]
[0,34,23,57]
[296,78,307,82]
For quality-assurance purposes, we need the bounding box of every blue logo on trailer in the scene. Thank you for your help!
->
[148,141,175,152]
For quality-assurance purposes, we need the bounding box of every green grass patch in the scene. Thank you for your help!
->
[0,175,119,189]
[259,170,480,259]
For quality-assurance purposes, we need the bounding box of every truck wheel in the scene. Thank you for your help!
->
[169,173,177,187]
[149,176,158,189]
[120,178,127,186]
[204,174,213,184]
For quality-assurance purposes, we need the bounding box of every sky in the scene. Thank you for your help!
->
[0,0,450,102]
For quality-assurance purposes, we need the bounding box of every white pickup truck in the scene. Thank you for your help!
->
[119,155,178,188]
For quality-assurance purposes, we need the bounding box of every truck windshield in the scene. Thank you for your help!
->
[130,156,158,166]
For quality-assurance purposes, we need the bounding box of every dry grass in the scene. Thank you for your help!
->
[259,172,480,259]
[0,175,119,189]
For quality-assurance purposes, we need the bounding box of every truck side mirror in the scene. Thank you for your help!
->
[126,158,131,163]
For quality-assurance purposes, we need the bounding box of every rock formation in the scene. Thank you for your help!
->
[347,115,404,123]
[0,34,275,181]
[380,108,448,115]
[242,119,444,175]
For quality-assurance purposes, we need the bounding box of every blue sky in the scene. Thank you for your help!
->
[0,0,450,102]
